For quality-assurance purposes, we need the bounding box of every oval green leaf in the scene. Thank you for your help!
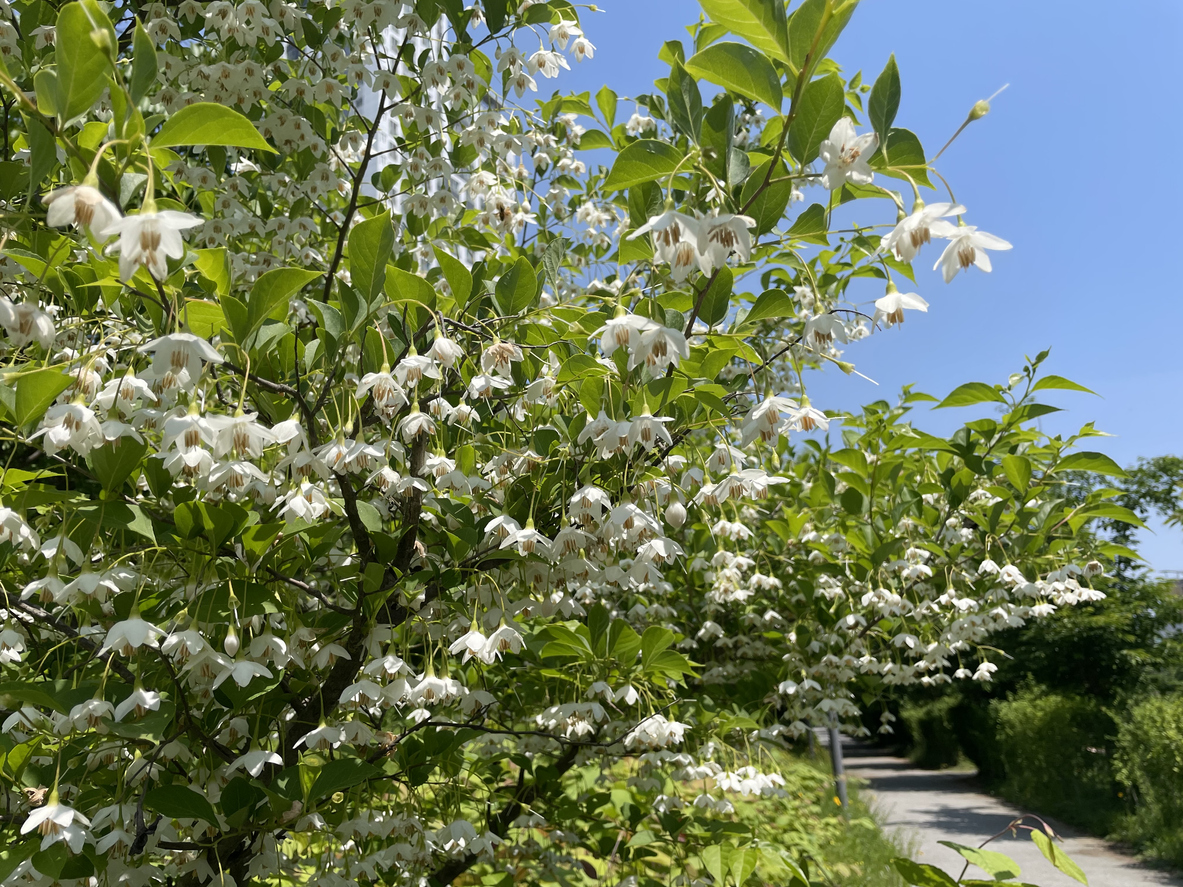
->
[152,103,277,153]
[604,140,684,191]
[685,42,783,109]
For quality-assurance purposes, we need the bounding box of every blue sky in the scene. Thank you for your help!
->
[555,0,1183,569]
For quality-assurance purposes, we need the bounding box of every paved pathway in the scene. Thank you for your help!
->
[841,742,1183,887]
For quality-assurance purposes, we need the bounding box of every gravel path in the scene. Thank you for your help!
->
[842,742,1183,887]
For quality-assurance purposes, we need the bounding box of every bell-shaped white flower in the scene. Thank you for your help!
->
[44,184,121,239]
[934,225,1012,283]
[873,284,928,328]
[20,792,92,852]
[101,614,166,656]
[227,748,282,777]
[881,201,963,262]
[102,208,202,282]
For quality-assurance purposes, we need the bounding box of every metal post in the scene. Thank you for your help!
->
[828,724,849,815]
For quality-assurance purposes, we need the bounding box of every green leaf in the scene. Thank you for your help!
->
[596,85,617,127]
[152,102,277,152]
[938,842,1021,881]
[494,257,538,315]
[788,73,844,164]
[1031,374,1097,396]
[23,115,56,191]
[182,300,226,339]
[1031,828,1088,884]
[698,265,734,327]
[55,1,115,122]
[935,382,1005,409]
[0,682,68,713]
[0,838,37,884]
[145,784,219,823]
[309,757,383,799]
[433,246,472,304]
[730,847,760,885]
[1078,503,1145,528]
[130,20,158,104]
[485,0,508,30]
[786,0,859,77]
[347,212,393,303]
[89,438,148,492]
[1000,454,1031,491]
[685,42,782,109]
[604,139,684,190]
[701,844,733,885]
[868,53,900,144]
[640,625,676,669]
[873,127,932,188]
[889,858,957,887]
[698,0,790,65]
[194,247,232,296]
[1053,451,1127,477]
[15,368,73,428]
[743,289,795,325]
[787,203,829,245]
[666,60,704,141]
[740,158,794,235]
[246,268,320,344]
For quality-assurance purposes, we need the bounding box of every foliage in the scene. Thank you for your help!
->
[1114,694,1183,865]
[898,695,960,770]
[0,0,1120,885]
[992,684,1119,834]
[889,815,1089,887]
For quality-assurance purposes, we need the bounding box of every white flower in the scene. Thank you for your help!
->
[698,214,756,271]
[481,623,524,663]
[101,615,166,656]
[631,325,689,371]
[139,332,224,375]
[873,288,928,327]
[102,209,202,281]
[934,225,1012,283]
[114,687,162,721]
[449,627,489,662]
[427,334,465,368]
[43,185,121,239]
[33,402,105,456]
[0,299,55,349]
[596,312,654,358]
[228,748,282,777]
[818,118,877,190]
[881,202,963,262]
[212,659,273,689]
[629,210,704,282]
[21,797,91,852]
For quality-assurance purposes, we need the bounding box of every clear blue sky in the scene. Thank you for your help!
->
[556,0,1183,570]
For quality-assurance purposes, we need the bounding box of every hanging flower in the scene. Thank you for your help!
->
[934,225,1012,282]
[101,209,202,282]
[43,184,121,239]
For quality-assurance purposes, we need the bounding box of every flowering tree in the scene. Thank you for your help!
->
[0,0,1130,885]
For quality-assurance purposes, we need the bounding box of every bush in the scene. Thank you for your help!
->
[1115,694,1183,864]
[992,684,1120,833]
[900,696,963,769]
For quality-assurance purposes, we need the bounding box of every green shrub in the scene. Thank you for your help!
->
[1114,694,1183,865]
[991,684,1120,833]
[900,695,962,769]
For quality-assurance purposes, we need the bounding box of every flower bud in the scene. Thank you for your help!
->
[969,99,991,121]
[90,27,113,52]
[665,501,686,528]
[224,624,239,657]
